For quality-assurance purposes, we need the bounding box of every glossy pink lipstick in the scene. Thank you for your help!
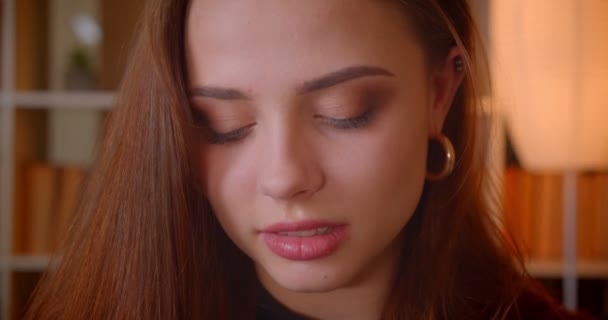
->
[260,221,348,261]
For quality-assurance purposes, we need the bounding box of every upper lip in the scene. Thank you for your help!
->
[261,220,346,233]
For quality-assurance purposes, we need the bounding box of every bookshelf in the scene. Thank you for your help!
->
[6,256,52,273]
[0,0,142,318]
[527,261,608,280]
[1,91,115,109]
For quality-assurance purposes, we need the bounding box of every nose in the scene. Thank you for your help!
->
[257,124,324,201]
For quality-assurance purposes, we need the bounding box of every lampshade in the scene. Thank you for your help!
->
[491,0,608,171]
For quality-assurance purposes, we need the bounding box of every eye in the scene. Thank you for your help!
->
[204,125,254,145]
[315,89,387,130]
[315,107,376,129]
[319,108,375,129]
[190,107,254,145]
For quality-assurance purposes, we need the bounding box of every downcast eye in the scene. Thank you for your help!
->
[317,108,376,129]
[204,125,254,144]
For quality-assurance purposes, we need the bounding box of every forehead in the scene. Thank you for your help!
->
[185,0,423,90]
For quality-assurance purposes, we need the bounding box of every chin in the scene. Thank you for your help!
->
[258,258,355,293]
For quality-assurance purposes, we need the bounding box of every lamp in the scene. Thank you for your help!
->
[491,0,608,310]
[492,0,608,171]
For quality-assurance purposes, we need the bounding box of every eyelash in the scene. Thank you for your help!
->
[202,108,376,145]
[318,109,374,129]
[205,125,252,145]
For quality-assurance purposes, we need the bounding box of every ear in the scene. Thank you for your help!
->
[427,46,465,137]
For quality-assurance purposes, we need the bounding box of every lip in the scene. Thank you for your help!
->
[260,221,349,261]
[261,220,345,233]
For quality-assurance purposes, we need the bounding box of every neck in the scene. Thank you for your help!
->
[257,240,401,320]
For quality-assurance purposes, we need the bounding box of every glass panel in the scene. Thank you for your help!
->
[16,0,100,91]
[15,0,145,92]
[49,3,101,91]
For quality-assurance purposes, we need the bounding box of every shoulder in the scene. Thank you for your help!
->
[510,281,597,320]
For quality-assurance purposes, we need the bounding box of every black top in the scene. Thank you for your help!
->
[256,285,307,320]
[255,282,597,320]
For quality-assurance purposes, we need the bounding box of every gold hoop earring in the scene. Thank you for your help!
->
[426,134,456,181]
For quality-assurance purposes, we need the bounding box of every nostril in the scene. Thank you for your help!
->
[258,162,325,201]
[256,128,325,200]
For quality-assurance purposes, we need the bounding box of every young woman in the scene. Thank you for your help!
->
[25,0,593,319]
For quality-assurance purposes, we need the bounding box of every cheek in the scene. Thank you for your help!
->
[322,107,428,228]
[200,147,258,235]
[373,130,427,225]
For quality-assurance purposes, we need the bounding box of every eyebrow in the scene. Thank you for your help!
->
[189,65,395,100]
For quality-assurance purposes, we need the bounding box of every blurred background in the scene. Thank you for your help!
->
[0,0,606,319]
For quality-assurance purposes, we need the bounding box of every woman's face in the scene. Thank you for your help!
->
[186,0,459,293]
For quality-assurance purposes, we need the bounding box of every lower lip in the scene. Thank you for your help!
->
[261,226,348,261]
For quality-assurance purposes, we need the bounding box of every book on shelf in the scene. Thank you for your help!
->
[24,163,58,255]
[577,173,599,260]
[595,174,608,259]
[55,166,86,247]
[503,167,534,256]
[21,162,86,255]
[532,173,563,261]
[503,167,608,262]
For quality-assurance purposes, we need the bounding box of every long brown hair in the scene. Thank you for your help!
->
[25,1,526,319]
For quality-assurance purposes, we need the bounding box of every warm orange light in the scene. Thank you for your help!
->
[492,0,608,171]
